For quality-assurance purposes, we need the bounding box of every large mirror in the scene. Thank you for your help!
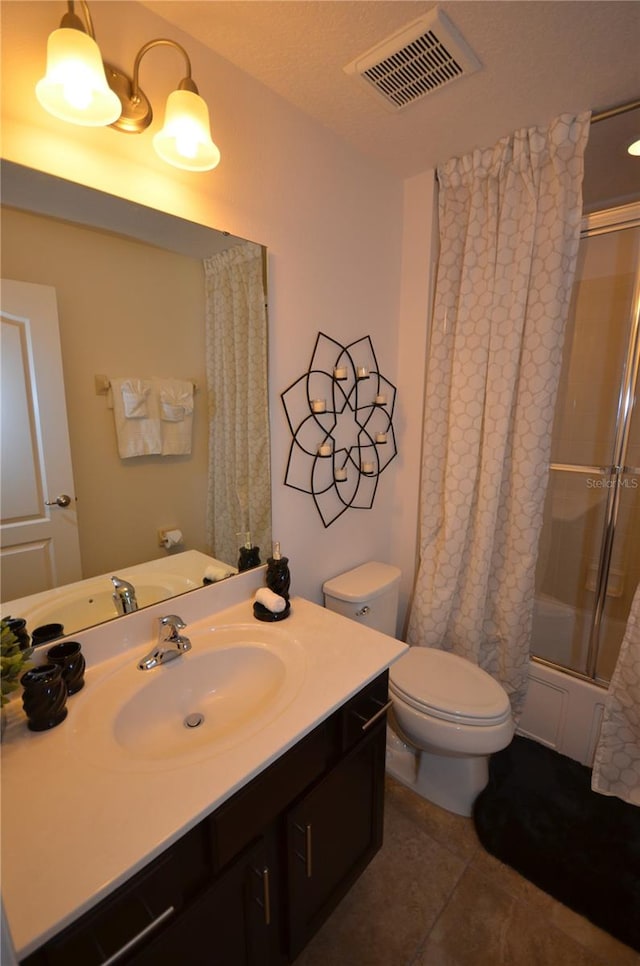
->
[0,160,271,638]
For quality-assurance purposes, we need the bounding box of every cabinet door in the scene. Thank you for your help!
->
[285,719,386,959]
[128,836,281,966]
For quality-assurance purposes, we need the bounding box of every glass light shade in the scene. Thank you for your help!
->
[628,138,640,157]
[153,89,220,172]
[36,28,121,126]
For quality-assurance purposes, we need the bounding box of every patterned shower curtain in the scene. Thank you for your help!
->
[203,241,271,567]
[407,113,590,716]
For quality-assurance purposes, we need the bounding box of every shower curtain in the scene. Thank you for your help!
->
[203,241,271,567]
[592,583,640,805]
[407,113,590,715]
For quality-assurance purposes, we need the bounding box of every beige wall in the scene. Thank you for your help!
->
[0,1,435,620]
[2,206,212,575]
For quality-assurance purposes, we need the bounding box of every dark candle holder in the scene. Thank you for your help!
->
[6,617,30,650]
[47,641,86,695]
[20,664,68,731]
[31,623,65,647]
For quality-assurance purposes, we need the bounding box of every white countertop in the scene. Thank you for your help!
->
[1,577,407,959]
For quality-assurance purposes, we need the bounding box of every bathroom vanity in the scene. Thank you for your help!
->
[1,571,407,964]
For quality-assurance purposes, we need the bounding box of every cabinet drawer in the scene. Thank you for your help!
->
[22,825,211,966]
[340,670,390,751]
[211,721,330,870]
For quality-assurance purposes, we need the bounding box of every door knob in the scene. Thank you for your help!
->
[45,494,72,508]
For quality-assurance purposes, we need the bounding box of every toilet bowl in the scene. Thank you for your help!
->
[388,647,514,816]
[322,562,514,817]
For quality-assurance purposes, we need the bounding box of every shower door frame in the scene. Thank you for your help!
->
[537,200,640,686]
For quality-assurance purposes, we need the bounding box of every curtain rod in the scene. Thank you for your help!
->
[433,97,640,179]
[591,98,640,124]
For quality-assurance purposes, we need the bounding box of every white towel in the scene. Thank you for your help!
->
[109,378,161,458]
[157,378,194,455]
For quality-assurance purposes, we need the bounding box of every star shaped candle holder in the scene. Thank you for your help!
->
[281,332,398,527]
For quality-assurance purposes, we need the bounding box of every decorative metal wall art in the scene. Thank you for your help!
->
[281,332,398,527]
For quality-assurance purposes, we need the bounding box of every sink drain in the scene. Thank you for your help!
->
[184,712,205,729]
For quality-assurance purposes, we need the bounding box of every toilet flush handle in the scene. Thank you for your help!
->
[355,605,370,617]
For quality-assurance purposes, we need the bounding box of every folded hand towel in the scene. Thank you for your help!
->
[110,378,161,458]
[122,380,150,418]
[157,378,194,455]
[254,587,287,614]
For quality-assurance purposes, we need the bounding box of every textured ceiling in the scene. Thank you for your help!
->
[139,0,640,194]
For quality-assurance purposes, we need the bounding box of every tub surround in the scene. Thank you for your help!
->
[1,568,407,960]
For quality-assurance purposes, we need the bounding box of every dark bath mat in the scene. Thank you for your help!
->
[473,735,640,952]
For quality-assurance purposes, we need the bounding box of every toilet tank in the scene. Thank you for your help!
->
[323,562,401,638]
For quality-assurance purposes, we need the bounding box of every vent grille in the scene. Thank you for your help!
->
[345,7,481,112]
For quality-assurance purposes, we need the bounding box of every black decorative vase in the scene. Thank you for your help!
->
[31,623,64,647]
[47,641,86,695]
[266,555,291,602]
[6,617,30,650]
[238,546,261,572]
[20,664,68,731]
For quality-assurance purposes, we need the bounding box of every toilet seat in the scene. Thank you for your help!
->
[389,647,511,727]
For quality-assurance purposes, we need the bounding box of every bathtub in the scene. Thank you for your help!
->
[521,594,626,766]
[530,594,576,666]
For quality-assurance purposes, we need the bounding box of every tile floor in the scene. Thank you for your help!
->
[293,775,640,966]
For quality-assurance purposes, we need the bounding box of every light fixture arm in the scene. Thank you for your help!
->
[106,38,200,133]
[131,39,199,102]
[60,0,95,39]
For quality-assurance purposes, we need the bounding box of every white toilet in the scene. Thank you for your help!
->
[323,561,514,817]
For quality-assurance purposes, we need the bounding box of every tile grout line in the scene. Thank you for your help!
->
[404,837,479,966]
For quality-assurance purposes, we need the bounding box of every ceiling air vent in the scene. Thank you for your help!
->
[344,7,481,112]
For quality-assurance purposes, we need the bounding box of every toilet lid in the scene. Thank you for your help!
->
[389,648,511,726]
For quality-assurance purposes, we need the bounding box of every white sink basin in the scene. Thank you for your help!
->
[22,574,200,636]
[74,623,306,771]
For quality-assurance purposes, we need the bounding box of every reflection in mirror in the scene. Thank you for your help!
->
[0,161,271,638]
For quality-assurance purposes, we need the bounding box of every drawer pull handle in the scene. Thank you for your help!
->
[361,699,393,731]
[101,905,175,965]
[305,823,313,878]
[262,866,271,926]
[294,821,313,878]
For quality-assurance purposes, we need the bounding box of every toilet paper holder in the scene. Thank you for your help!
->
[158,528,183,550]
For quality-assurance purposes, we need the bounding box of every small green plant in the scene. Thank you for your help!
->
[1,620,33,706]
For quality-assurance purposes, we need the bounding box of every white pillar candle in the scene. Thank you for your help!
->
[361,460,375,474]
[311,398,326,413]
[333,366,348,380]
[317,442,332,456]
[356,366,369,379]
[375,432,387,444]
[375,393,387,405]
[334,467,347,481]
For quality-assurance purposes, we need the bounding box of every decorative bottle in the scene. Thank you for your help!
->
[237,532,261,572]
[266,542,290,602]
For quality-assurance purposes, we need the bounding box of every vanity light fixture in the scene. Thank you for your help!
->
[628,139,640,157]
[36,0,220,172]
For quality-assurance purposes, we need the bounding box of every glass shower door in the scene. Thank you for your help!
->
[532,211,640,683]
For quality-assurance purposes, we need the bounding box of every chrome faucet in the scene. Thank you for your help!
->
[111,576,138,615]
[138,615,191,670]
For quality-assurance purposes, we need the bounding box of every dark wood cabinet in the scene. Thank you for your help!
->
[286,720,386,958]
[21,672,389,966]
[128,834,281,966]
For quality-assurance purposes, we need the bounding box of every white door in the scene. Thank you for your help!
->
[1,280,82,602]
